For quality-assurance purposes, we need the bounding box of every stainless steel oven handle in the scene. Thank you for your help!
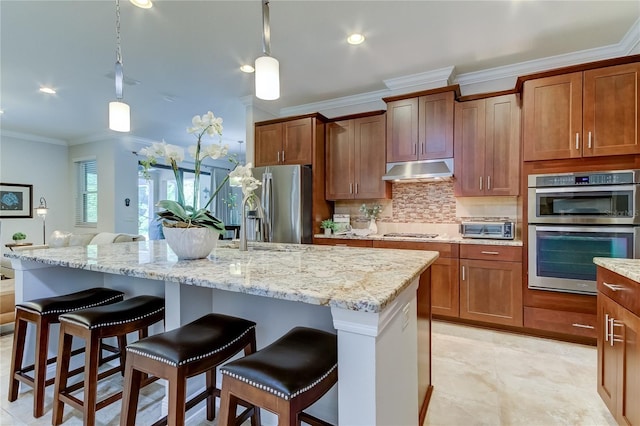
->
[533,225,638,233]
[603,282,625,292]
[533,184,638,194]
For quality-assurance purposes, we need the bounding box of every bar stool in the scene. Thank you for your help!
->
[120,313,259,426]
[51,295,165,426]
[8,287,125,418]
[218,327,338,426]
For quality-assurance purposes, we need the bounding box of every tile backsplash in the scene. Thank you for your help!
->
[334,181,520,225]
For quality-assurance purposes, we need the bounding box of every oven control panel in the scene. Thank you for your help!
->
[529,170,640,187]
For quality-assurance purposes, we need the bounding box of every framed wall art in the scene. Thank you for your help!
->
[0,183,33,218]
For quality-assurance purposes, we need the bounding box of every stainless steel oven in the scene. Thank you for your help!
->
[528,170,640,295]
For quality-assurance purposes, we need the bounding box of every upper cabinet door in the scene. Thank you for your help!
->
[485,94,520,196]
[583,62,640,158]
[255,122,283,166]
[419,92,454,160]
[282,117,313,165]
[354,114,388,199]
[325,120,354,200]
[522,72,583,161]
[386,98,419,163]
[454,99,486,196]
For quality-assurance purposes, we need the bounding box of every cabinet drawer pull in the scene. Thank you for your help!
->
[277,151,280,163]
[414,144,417,155]
[603,282,625,292]
[479,176,483,190]
[281,150,285,162]
[588,131,592,149]
[349,183,353,194]
[605,314,610,341]
[487,176,491,190]
[575,133,580,150]
[355,183,358,194]
[480,251,500,255]
[571,323,595,329]
[461,266,465,281]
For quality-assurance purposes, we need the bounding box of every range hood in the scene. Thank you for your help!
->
[382,158,454,181]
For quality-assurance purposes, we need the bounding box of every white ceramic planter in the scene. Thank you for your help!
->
[163,226,219,260]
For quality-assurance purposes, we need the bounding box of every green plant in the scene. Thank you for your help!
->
[12,232,26,241]
[321,219,336,230]
[360,203,382,220]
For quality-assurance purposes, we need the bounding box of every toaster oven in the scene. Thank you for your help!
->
[460,221,515,240]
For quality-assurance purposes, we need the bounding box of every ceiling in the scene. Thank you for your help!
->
[1,1,638,155]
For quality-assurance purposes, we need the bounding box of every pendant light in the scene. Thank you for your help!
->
[255,0,280,100]
[109,0,131,132]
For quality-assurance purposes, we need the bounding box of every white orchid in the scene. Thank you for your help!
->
[139,110,246,233]
[229,163,262,197]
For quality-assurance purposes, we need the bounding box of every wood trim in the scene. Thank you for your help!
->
[326,110,386,122]
[515,54,640,92]
[457,88,519,102]
[255,112,328,127]
[382,84,461,103]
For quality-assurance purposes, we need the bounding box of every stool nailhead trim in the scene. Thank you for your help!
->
[221,363,338,401]
[17,294,124,316]
[126,325,256,367]
[60,307,165,330]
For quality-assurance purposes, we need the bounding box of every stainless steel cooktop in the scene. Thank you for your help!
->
[383,233,439,239]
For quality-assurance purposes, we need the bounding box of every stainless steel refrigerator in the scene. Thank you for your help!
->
[251,165,313,244]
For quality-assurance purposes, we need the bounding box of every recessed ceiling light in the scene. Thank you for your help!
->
[347,33,365,45]
[39,87,56,95]
[130,0,152,9]
[240,64,255,73]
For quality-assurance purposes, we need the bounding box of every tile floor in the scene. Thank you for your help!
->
[0,321,616,425]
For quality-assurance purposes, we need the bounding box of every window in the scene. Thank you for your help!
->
[76,159,98,226]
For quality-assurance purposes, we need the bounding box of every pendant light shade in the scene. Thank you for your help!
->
[255,55,280,100]
[108,0,131,132]
[109,101,131,132]
[255,0,280,100]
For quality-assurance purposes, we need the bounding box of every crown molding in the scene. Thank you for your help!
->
[383,65,456,90]
[0,130,67,146]
[280,89,389,117]
[279,20,639,116]
[68,132,156,146]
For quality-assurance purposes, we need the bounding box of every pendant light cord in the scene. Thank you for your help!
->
[261,0,271,56]
[114,0,124,99]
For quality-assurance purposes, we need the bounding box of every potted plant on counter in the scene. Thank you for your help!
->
[321,219,336,236]
[12,232,26,243]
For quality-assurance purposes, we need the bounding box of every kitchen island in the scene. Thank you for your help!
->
[6,240,438,426]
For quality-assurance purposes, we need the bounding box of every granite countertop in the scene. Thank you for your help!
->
[594,257,640,283]
[5,240,438,313]
[315,233,523,247]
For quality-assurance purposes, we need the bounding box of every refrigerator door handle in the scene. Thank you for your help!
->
[262,172,273,242]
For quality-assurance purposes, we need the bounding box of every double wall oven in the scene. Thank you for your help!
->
[528,170,640,295]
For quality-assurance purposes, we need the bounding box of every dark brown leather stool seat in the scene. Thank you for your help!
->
[219,327,338,426]
[120,313,259,426]
[8,287,124,418]
[52,295,165,426]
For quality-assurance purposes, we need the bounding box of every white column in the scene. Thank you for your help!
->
[331,279,419,426]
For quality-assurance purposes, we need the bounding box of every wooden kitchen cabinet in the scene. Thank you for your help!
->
[326,113,390,200]
[523,62,640,161]
[372,240,459,318]
[459,245,523,327]
[384,88,456,163]
[313,238,373,248]
[255,115,321,166]
[597,266,640,426]
[454,94,520,196]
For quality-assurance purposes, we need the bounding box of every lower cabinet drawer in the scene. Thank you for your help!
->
[524,306,597,338]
